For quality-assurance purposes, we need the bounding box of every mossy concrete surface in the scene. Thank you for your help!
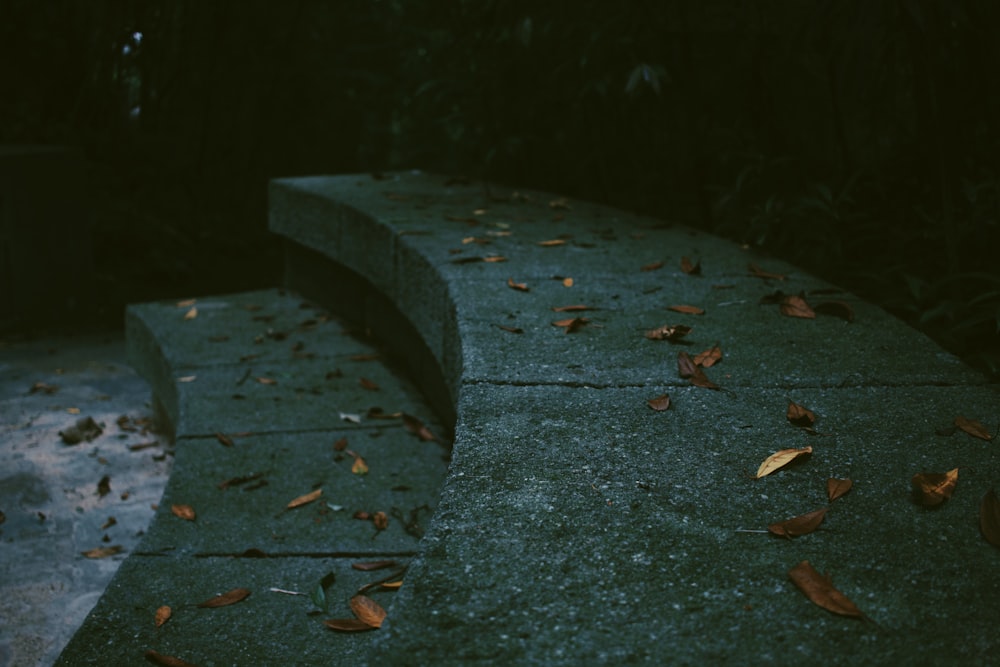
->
[59,171,998,665]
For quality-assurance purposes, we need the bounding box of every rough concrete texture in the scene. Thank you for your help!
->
[58,172,999,665]
[55,292,448,666]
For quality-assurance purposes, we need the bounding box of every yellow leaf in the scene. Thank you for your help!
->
[287,488,322,509]
[755,446,813,479]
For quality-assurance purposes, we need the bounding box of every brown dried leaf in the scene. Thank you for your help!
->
[482,255,507,263]
[667,305,705,315]
[98,475,111,497]
[768,507,827,538]
[788,560,864,618]
[352,456,369,475]
[324,618,376,632]
[183,307,198,321]
[497,325,524,334]
[81,545,124,559]
[786,401,816,427]
[176,298,197,308]
[402,413,437,441]
[755,446,813,479]
[350,595,387,628]
[352,560,397,571]
[980,489,1000,548]
[780,294,815,319]
[215,432,234,447]
[359,377,380,391]
[645,324,692,341]
[552,317,590,333]
[827,478,853,502]
[507,277,530,292]
[647,394,671,411]
[551,305,594,312]
[911,468,958,507]
[29,381,59,395]
[814,300,855,322]
[287,488,323,509]
[171,504,196,521]
[693,345,722,368]
[749,263,786,280]
[538,239,566,247]
[677,351,720,390]
[144,649,199,667]
[154,605,172,628]
[680,256,701,275]
[955,416,992,441]
[197,587,251,608]
[562,277,574,287]
[641,260,664,272]
[373,511,389,530]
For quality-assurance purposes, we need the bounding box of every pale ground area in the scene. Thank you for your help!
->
[0,333,171,667]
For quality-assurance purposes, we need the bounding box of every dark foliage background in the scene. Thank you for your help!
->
[2,0,998,377]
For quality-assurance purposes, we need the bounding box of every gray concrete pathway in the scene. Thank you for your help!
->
[0,333,167,667]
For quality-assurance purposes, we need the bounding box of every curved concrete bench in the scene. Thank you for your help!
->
[57,171,999,665]
[271,172,999,664]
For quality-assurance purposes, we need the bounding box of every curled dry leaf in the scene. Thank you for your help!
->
[352,456,369,475]
[171,504,196,521]
[287,488,323,509]
[755,446,813,479]
[215,432,234,447]
[352,560,397,571]
[677,351,720,390]
[552,317,589,333]
[359,377,380,391]
[197,587,251,608]
[980,489,1000,549]
[647,394,671,411]
[537,239,566,247]
[176,298,197,308]
[814,300,855,322]
[668,305,705,315]
[693,344,722,368]
[680,256,701,275]
[183,307,198,321]
[507,277,530,292]
[827,478,853,502]
[768,507,827,539]
[748,263,786,280]
[911,468,958,507]
[641,260,664,272]
[350,595,388,628]
[788,560,864,618]
[551,304,594,312]
[780,294,815,319]
[954,416,992,441]
[373,511,389,530]
[562,277,574,287]
[325,618,376,633]
[154,605,172,628]
[402,413,437,441]
[81,545,124,559]
[482,255,507,263]
[144,649,199,667]
[645,324,692,341]
[256,376,277,385]
[497,325,524,334]
[786,401,816,427]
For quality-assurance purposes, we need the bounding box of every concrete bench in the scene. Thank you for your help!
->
[59,171,999,665]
